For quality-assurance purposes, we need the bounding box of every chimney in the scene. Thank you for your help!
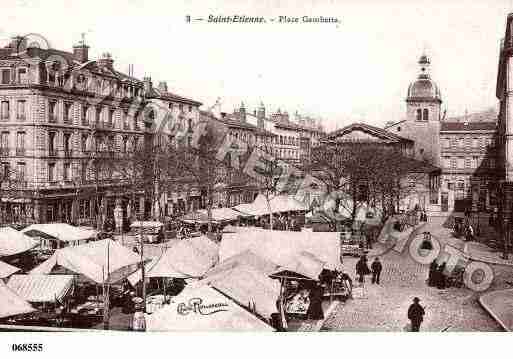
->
[98,52,114,69]
[143,76,153,94]
[239,102,246,122]
[73,38,89,63]
[158,81,168,92]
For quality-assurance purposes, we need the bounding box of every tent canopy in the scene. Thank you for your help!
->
[130,221,163,229]
[30,239,141,284]
[22,223,98,243]
[198,208,241,222]
[0,280,35,319]
[146,285,274,332]
[128,236,219,284]
[220,229,341,277]
[195,263,281,319]
[0,227,39,257]
[7,274,74,303]
[205,249,279,278]
[0,260,21,279]
[233,194,307,217]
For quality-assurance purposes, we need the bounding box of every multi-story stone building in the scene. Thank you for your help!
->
[386,53,499,213]
[0,35,202,224]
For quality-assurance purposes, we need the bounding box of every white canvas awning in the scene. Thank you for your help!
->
[128,236,219,285]
[220,229,341,276]
[0,260,21,279]
[195,263,281,319]
[198,208,241,221]
[7,274,74,303]
[146,285,274,332]
[130,221,163,229]
[22,223,98,243]
[0,280,35,319]
[0,227,39,257]
[30,239,141,284]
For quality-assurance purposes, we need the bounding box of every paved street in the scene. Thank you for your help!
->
[322,217,513,332]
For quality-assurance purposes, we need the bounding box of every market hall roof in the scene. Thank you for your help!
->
[321,122,414,144]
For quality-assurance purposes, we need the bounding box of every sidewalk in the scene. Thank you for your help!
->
[479,289,513,331]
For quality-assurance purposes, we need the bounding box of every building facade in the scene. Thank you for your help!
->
[0,35,203,225]
[386,53,499,213]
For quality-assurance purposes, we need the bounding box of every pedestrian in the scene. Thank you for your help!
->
[427,259,438,287]
[355,255,371,283]
[371,257,383,285]
[436,262,447,289]
[407,297,425,332]
[466,224,474,242]
[306,283,324,320]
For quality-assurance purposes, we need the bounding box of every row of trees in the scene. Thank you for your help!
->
[306,142,436,225]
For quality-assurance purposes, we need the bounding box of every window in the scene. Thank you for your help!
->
[17,162,25,182]
[16,132,25,155]
[96,107,102,123]
[1,69,10,84]
[168,103,173,110]
[423,109,429,121]
[464,157,471,169]
[16,100,26,120]
[416,109,422,121]
[122,136,128,152]
[472,156,479,168]
[1,162,10,180]
[81,134,88,152]
[473,138,479,148]
[48,101,57,122]
[81,162,87,182]
[1,101,9,120]
[1,132,9,155]
[48,163,56,182]
[63,162,71,181]
[450,158,456,169]
[397,126,401,132]
[178,103,183,112]
[457,180,465,190]
[64,102,72,123]
[82,105,88,125]
[109,108,114,127]
[48,132,56,155]
[18,68,27,83]
[465,137,471,148]
[489,158,495,169]
[64,133,71,155]
[188,105,192,112]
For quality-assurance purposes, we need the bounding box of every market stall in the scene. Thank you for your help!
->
[0,280,35,319]
[145,285,274,331]
[129,221,164,243]
[0,226,39,257]
[0,261,20,279]
[194,263,281,319]
[22,223,98,250]
[7,274,74,304]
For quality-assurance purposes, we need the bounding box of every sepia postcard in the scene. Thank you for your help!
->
[0,0,511,357]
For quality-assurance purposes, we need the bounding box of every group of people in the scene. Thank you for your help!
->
[258,214,302,231]
[355,255,383,285]
[427,260,447,289]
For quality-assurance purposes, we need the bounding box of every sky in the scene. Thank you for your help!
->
[0,0,512,131]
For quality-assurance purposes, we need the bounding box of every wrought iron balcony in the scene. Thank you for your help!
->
[15,148,25,156]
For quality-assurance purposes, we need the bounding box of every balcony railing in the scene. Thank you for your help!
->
[63,150,73,157]
[49,115,57,123]
[48,180,58,186]
[0,148,9,156]
[16,115,26,121]
[48,149,58,157]
[63,117,72,124]
[81,118,88,126]
[0,116,9,121]
[15,148,25,156]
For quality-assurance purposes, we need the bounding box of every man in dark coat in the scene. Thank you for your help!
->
[436,262,447,289]
[427,260,438,287]
[371,257,383,285]
[306,283,324,320]
[408,297,425,332]
[355,255,371,283]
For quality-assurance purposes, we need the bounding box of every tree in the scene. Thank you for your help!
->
[181,130,231,232]
[308,142,436,225]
